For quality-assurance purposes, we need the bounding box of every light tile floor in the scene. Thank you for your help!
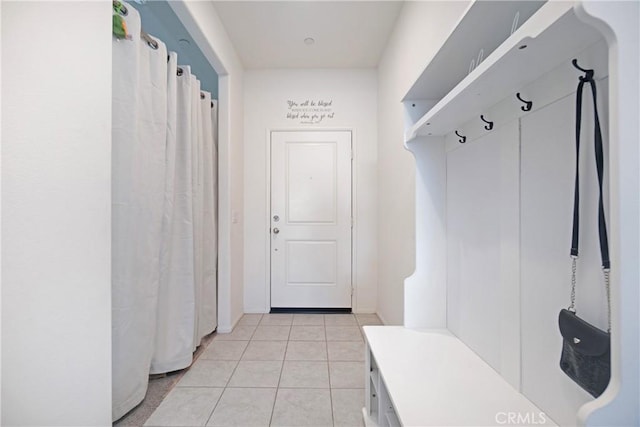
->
[114,332,217,427]
[144,313,381,427]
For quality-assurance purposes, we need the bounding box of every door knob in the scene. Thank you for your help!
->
[273,227,280,234]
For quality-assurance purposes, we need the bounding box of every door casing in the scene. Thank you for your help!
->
[265,129,357,311]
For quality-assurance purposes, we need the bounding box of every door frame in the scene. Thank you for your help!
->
[264,128,357,311]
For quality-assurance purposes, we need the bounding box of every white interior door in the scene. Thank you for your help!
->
[270,131,352,308]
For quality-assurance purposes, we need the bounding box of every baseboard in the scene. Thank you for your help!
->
[216,325,233,333]
[376,312,390,326]
[353,308,377,315]
[243,308,268,314]
[217,312,244,333]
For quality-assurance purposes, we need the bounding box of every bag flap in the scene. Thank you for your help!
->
[558,309,610,356]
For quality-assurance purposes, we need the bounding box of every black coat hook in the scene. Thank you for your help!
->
[572,58,594,81]
[516,92,533,112]
[455,130,466,144]
[480,115,494,131]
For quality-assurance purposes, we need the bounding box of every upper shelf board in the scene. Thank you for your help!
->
[405,1,604,142]
[403,0,546,102]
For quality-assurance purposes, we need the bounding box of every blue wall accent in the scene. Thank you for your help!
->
[135,0,219,98]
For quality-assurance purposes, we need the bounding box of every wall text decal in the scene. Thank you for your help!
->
[286,99,335,124]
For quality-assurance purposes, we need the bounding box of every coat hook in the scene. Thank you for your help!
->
[455,130,466,144]
[571,58,594,81]
[516,92,533,112]
[480,115,494,131]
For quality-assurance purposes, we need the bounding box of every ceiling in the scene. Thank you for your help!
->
[212,1,404,69]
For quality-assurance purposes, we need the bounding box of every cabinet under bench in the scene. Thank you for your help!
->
[362,326,556,427]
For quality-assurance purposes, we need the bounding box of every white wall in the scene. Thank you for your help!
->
[376,1,470,325]
[446,120,521,389]
[243,69,378,313]
[1,2,112,425]
[404,137,447,329]
[170,1,245,332]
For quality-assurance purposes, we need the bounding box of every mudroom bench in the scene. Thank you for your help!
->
[362,326,556,427]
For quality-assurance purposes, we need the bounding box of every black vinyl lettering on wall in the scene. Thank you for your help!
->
[286,99,335,124]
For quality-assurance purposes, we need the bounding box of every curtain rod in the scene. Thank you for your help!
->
[114,1,214,107]
[140,30,158,50]
[114,1,159,51]
[116,1,216,108]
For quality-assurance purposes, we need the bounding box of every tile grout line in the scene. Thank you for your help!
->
[203,315,260,427]
[324,316,337,427]
[268,318,292,427]
[133,330,219,426]
[144,313,378,427]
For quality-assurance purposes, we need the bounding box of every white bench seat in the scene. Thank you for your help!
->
[363,326,556,427]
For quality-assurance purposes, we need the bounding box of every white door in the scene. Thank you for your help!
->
[270,131,352,308]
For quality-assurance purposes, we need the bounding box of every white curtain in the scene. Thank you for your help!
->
[190,73,204,350]
[200,93,218,339]
[112,4,167,420]
[150,54,196,375]
[112,2,218,420]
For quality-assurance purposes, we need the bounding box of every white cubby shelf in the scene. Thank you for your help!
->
[404,1,602,142]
